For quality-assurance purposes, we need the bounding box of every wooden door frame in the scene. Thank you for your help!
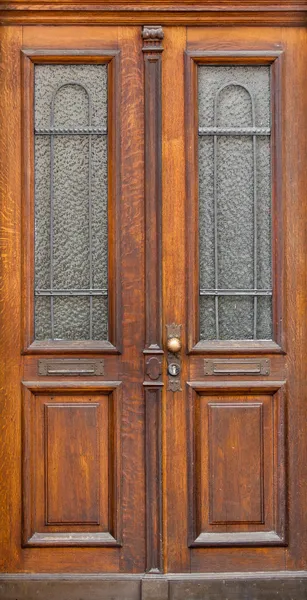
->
[1,2,307,599]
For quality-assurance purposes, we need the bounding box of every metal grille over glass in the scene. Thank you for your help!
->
[198,66,272,340]
[34,64,108,341]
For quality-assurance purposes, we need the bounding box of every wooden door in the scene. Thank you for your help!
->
[162,24,307,586]
[1,5,307,600]
[0,25,146,577]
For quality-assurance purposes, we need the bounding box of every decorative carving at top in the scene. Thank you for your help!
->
[166,323,182,340]
[142,25,164,52]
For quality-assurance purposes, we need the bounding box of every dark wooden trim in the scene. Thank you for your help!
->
[142,25,164,574]
[21,48,122,355]
[271,51,285,352]
[142,25,163,353]
[185,49,284,354]
[145,387,163,573]
[3,573,307,600]
[22,380,122,547]
[1,4,307,26]
[107,49,122,353]
[187,381,287,547]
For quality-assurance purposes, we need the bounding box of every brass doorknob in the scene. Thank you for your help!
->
[167,337,182,353]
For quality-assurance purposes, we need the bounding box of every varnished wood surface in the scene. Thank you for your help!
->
[162,24,299,575]
[0,24,146,574]
[162,26,189,573]
[1,15,307,596]
[1,2,307,26]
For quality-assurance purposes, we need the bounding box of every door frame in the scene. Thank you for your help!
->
[1,2,307,599]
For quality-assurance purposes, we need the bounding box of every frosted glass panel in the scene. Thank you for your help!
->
[198,66,272,341]
[34,64,108,341]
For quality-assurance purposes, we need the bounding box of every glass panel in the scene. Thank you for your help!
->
[34,64,108,341]
[198,66,272,341]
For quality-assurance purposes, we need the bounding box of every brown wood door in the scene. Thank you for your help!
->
[162,25,307,578]
[1,9,307,600]
[0,25,146,574]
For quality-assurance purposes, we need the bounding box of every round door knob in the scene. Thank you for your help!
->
[167,337,182,353]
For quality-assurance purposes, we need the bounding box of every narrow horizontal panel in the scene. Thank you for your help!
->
[204,358,270,376]
[38,358,104,376]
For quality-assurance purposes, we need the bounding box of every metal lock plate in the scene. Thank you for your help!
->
[168,363,181,377]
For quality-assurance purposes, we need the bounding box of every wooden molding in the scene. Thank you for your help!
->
[142,25,164,574]
[1,3,307,25]
[20,48,122,355]
[145,388,163,572]
[143,25,163,352]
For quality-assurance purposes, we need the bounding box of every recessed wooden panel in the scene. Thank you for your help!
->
[45,403,101,525]
[188,383,286,546]
[22,382,121,547]
[209,402,263,524]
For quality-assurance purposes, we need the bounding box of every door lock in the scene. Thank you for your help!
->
[168,363,181,377]
[166,323,182,391]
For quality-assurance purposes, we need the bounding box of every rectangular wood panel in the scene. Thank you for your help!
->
[22,382,121,547]
[45,403,101,525]
[209,402,263,524]
[187,382,286,547]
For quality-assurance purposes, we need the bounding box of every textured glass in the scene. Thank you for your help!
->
[198,66,272,341]
[34,64,108,341]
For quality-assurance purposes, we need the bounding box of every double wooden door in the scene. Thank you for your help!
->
[1,17,307,600]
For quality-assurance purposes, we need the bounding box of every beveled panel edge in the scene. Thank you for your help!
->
[186,379,286,392]
[25,532,120,547]
[191,531,285,547]
[22,379,122,391]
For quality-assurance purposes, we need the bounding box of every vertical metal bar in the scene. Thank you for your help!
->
[50,106,55,339]
[251,96,258,340]
[253,134,258,339]
[213,133,219,340]
[88,96,93,340]
[213,92,219,340]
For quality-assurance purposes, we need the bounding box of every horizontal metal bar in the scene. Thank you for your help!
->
[198,127,271,136]
[200,289,272,296]
[35,127,107,135]
[35,288,108,296]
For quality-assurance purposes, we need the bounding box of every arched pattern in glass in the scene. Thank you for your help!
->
[198,65,272,341]
[34,64,108,341]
